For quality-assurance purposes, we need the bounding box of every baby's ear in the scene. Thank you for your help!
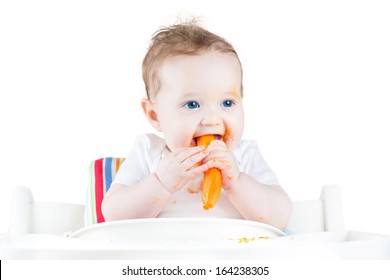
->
[141,98,161,131]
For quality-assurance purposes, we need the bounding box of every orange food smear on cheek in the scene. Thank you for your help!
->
[223,128,234,147]
[229,85,241,101]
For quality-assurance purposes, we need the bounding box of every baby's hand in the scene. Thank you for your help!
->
[155,146,209,193]
[203,140,240,190]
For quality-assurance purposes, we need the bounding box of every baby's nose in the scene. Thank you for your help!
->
[200,109,222,126]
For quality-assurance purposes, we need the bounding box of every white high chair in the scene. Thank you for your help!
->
[8,185,344,235]
[6,184,390,260]
[8,186,85,235]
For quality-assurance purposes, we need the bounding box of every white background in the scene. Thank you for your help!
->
[3,260,390,280]
[0,0,389,236]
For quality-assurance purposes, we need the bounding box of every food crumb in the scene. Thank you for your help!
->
[238,236,272,243]
[187,187,200,194]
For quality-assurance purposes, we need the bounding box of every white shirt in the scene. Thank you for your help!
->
[112,134,279,219]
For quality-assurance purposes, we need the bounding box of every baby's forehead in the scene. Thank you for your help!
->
[150,50,242,101]
[158,51,242,77]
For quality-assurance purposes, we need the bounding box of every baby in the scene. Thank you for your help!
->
[102,21,292,230]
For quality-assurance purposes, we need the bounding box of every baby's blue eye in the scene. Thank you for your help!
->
[184,101,200,109]
[222,100,234,107]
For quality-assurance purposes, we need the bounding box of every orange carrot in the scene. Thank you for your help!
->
[196,135,222,209]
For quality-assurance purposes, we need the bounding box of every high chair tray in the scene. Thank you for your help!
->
[1,218,389,259]
[69,218,286,241]
[1,230,389,259]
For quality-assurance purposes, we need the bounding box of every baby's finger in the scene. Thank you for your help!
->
[207,140,227,150]
[188,163,209,176]
[203,149,227,162]
[172,146,205,162]
[181,149,209,170]
[205,158,232,171]
[170,146,201,157]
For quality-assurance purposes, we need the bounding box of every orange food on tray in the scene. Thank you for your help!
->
[196,135,222,209]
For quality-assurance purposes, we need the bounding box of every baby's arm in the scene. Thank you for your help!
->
[102,146,209,221]
[225,175,292,230]
[102,174,172,220]
[204,140,292,230]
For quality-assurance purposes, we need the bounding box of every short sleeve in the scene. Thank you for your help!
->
[234,140,280,186]
[111,134,165,187]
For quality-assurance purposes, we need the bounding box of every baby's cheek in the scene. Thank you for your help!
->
[223,131,238,150]
[169,135,194,149]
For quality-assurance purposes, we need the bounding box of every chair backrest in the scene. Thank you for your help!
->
[85,157,125,226]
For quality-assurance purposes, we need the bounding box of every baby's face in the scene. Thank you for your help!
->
[151,51,244,151]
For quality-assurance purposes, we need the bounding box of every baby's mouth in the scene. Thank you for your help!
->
[192,134,223,146]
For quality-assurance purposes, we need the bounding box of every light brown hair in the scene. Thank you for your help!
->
[142,20,243,100]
